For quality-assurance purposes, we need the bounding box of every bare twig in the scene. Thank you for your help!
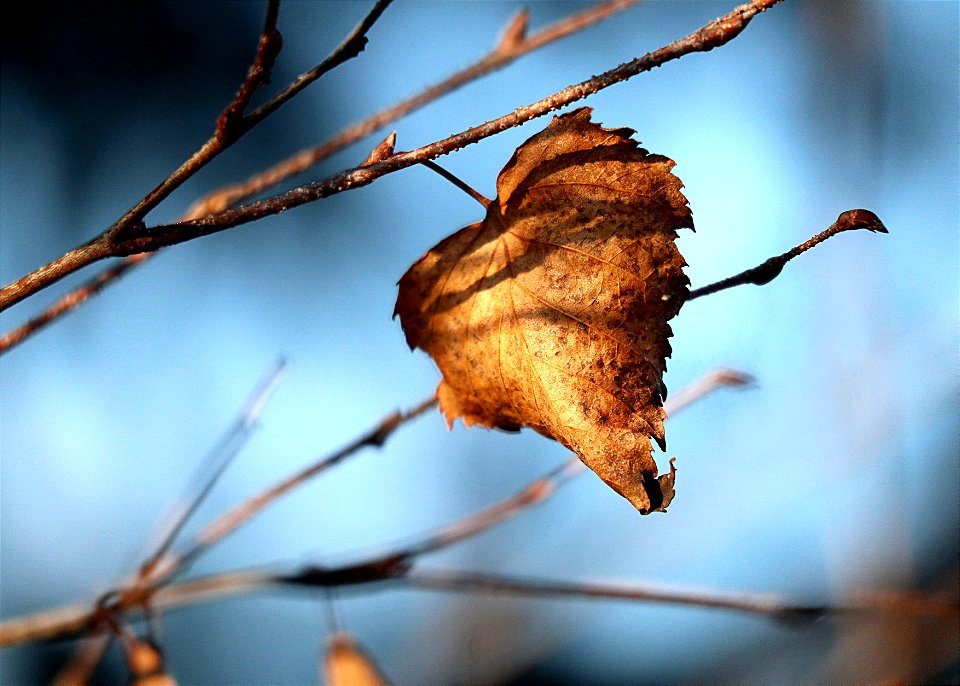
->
[664,368,753,418]
[164,364,746,581]
[687,209,888,301]
[420,160,492,208]
[215,0,284,137]
[241,0,394,131]
[6,365,746,648]
[51,632,111,686]
[0,0,641,352]
[139,359,287,576]
[388,458,586,561]
[143,395,438,585]
[0,253,149,353]
[401,569,960,623]
[10,563,957,647]
[0,367,748,646]
[0,0,391,312]
[184,0,643,218]
[108,0,785,255]
[0,0,782,312]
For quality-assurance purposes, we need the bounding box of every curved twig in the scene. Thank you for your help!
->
[688,209,888,301]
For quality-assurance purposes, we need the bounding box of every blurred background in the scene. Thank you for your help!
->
[2,1,957,683]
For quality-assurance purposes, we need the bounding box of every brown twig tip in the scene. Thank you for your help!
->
[497,8,530,53]
[360,131,397,166]
[688,207,886,300]
[712,368,755,387]
[696,0,781,50]
[217,0,284,134]
[835,208,888,234]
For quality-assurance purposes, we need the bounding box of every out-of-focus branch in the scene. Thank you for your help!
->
[0,0,642,355]
[402,569,960,623]
[0,0,782,314]
[0,0,391,313]
[0,367,748,646]
[51,632,111,686]
[139,359,287,576]
[664,368,753,417]
[141,396,438,586]
[10,563,957,647]
[687,209,888,301]
[154,364,746,584]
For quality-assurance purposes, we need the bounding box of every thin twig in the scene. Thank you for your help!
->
[144,395,438,585]
[53,360,288,683]
[687,209,888,301]
[390,458,586,562]
[0,0,641,354]
[0,368,749,646]
[139,358,287,576]
[215,0,284,137]
[407,568,830,621]
[9,562,957,647]
[420,161,492,208]
[0,0,390,312]
[0,253,149,353]
[242,0,394,131]
[664,368,753,418]
[183,0,643,219]
[165,363,745,580]
[401,569,960,623]
[0,1,283,313]
[51,631,111,686]
[0,0,782,311]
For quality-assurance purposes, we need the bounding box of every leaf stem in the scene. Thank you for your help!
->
[420,161,492,208]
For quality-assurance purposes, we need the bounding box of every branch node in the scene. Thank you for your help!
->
[360,131,397,166]
[497,8,530,54]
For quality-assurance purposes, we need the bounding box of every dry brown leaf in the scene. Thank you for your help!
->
[395,108,691,513]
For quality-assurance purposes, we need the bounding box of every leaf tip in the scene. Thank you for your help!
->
[654,457,678,513]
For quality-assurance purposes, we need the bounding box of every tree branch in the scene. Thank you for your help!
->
[109,0,784,255]
[0,0,781,312]
[240,0,394,131]
[8,564,956,647]
[401,569,960,623]
[140,396,438,587]
[0,0,391,312]
[0,367,748,646]
[0,0,642,354]
[138,359,287,577]
[687,209,888,301]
